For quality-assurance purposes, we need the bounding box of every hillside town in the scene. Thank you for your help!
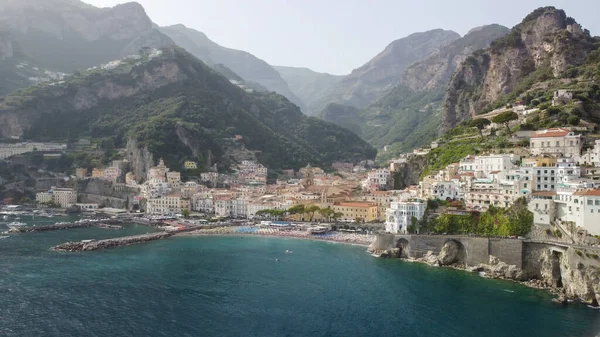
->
[0,106,591,244]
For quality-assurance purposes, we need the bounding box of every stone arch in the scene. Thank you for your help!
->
[550,250,563,288]
[395,238,410,258]
[438,239,467,266]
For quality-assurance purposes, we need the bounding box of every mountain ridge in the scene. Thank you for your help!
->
[0,46,376,171]
[159,24,307,112]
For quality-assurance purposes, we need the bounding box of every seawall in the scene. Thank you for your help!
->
[52,232,174,252]
[370,234,600,305]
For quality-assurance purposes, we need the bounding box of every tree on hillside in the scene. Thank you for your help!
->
[305,205,320,222]
[182,209,190,218]
[491,111,519,135]
[469,118,492,139]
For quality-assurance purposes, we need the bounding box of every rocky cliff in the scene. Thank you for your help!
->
[0,0,174,72]
[443,7,596,130]
[0,46,376,171]
[313,29,460,113]
[159,24,307,112]
[319,25,509,158]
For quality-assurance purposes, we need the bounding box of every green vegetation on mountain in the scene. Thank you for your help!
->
[319,25,509,160]
[0,47,375,171]
[312,29,461,113]
[1,0,173,72]
[444,6,599,130]
[159,24,307,112]
[273,66,342,116]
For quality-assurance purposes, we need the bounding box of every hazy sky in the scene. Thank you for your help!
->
[83,0,599,75]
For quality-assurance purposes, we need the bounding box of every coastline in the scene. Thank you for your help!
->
[176,230,372,248]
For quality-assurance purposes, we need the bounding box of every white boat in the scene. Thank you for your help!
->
[7,222,26,229]
[0,236,8,239]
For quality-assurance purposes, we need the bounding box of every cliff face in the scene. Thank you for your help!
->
[443,7,596,130]
[0,46,376,171]
[392,155,428,189]
[313,29,460,113]
[318,25,509,158]
[0,0,174,71]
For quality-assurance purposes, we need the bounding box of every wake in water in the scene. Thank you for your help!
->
[503,290,515,293]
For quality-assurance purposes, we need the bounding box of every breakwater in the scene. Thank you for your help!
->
[52,232,174,252]
[9,219,120,233]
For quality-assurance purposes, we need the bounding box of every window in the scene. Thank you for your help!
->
[588,200,594,206]
[596,200,600,206]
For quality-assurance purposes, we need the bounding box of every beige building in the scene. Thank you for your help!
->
[530,128,582,156]
[333,202,379,222]
[37,188,77,208]
[146,193,182,215]
[36,192,53,204]
[75,168,88,179]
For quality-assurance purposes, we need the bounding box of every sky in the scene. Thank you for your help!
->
[83,0,600,75]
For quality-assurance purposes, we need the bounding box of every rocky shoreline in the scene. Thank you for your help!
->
[370,242,596,307]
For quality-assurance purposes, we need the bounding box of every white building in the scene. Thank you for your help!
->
[36,187,77,208]
[385,201,426,234]
[214,197,247,218]
[363,169,393,191]
[529,128,582,156]
[459,154,520,177]
[432,181,463,201]
[553,189,600,235]
[146,194,182,215]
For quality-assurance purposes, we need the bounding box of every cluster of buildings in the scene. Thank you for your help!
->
[36,187,77,208]
[400,127,600,236]
[0,142,66,159]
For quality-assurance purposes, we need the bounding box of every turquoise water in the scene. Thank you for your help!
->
[1,218,600,337]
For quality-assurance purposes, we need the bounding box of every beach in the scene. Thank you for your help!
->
[179,226,374,247]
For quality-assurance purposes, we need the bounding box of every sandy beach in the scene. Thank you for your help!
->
[178,226,373,247]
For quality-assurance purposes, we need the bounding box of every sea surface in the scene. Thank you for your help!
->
[1,216,600,337]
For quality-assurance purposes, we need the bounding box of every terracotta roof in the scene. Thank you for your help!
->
[490,170,501,174]
[459,172,475,177]
[532,128,570,138]
[335,202,375,208]
[574,189,600,196]
[532,191,557,197]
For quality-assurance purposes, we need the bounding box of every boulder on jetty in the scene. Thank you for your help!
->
[52,232,174,252]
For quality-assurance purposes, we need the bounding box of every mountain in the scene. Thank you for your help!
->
[0,0,173,72]
[159,24,307,112]
[312,29,461,114]
[273,66,343,115]
[0,47,376,173]
[443,7,597,130]
[320,25,509,160]
[0,30,66,96]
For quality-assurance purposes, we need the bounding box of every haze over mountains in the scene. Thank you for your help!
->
[0,0,599,165]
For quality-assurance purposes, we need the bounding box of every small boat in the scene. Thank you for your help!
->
[0,236,8,239]
[2,215,8,220]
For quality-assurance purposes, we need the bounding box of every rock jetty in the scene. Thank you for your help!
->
[52,232,174,252]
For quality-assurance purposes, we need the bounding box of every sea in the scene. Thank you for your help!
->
[1,216,600,337]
